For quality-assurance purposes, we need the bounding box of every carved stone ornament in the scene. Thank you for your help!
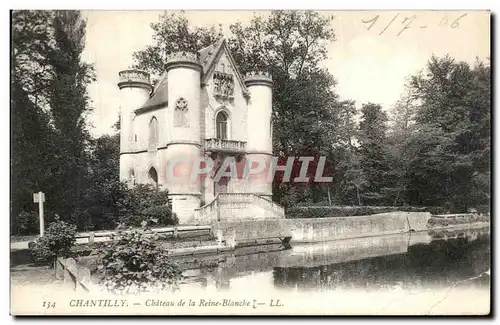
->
[213,71,235,100]
[174,97,189,127]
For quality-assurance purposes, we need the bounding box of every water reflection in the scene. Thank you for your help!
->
[181,228,490,292]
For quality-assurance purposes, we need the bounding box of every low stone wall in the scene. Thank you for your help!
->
[211,219,292,246]
[287,212,431,243]
[195,193,285,225]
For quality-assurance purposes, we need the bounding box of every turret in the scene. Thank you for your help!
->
[163,51,203,224]
[165,51,203,144]
[245,71,273,153]
[117,69,152,184]
[244,71,273,197]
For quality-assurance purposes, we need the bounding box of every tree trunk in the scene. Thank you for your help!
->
[356,185,362,206]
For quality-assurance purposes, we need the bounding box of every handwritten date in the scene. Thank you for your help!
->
[361,13,468,36]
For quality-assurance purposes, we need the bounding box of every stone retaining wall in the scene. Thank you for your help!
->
[211,219,292,245]
[287,212,431,243]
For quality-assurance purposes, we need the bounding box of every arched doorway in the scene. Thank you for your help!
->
[148,167,158,188]
[212,153,230,195]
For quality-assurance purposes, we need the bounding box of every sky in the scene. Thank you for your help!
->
[81,10,490,137]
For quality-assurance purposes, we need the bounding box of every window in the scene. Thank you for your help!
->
[148,117,159,150]
[129,169,135,185]
[148,167,158,188]
[216,111,228,140]
[174,97,188,127]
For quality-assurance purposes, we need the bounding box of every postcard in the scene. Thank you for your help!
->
[10,9,491,316]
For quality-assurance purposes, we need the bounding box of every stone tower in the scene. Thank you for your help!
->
[163,51,203,223]
[244,71,273,199]
[117,69,152,185]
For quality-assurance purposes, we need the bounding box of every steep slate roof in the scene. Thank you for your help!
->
[134,71,168,114]
[135,38,246,114]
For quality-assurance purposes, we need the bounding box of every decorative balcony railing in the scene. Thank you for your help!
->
[205,138,247,153]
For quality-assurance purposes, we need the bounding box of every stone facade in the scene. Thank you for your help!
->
[118,39,275,224]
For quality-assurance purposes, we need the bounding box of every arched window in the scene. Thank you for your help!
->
[174,97,188,127]
[129,169,135,185]
[216,111,228,140]
[148,167,158,188]
[148,117,159,150]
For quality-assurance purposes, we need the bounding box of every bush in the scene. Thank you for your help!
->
[117,184,177,228]
[29,216,77,265]
[428,213,490,227]
[140,205,179,226]
[285,205,449,219]
[98,223,182,294]
[12,210,39,236]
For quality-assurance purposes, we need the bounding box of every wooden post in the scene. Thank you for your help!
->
[89,232,95,244]
[77,268,91,292]
[55,258,64,280]
[65,258,77,290]
[33,191,45,236]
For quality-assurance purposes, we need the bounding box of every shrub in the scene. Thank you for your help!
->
[117,184,177,227]
[12,210,39,236]
[98,223,182,294]
[285,205,449,219]
[140,205,179,226]
[29,216,77,265]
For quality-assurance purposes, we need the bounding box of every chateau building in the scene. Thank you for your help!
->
[117,39,276,224]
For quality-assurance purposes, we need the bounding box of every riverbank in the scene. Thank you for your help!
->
[11,212,490,265]
[11,227,490,316]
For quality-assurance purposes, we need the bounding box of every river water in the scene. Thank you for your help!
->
[176,227,490,314]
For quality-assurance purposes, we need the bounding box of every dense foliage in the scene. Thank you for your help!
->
[12,10,96,233]
[29,216,77,265]
[117,184,178,227]
[98,225,182,294]
[11,11,175,235]
[286,205,449,219]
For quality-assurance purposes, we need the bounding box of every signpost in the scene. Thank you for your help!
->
[33,191,45,237]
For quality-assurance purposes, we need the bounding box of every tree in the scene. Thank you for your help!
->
[228,11,340,206]
[132,11,222,83]
[79,134,123,230]
[386,84,418,206]
[403,55,490,211]
[46,11,95,227]
[11,10,97,234]
[11,10,54,109]
[357,103,391,204]
[11,11,58,233]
